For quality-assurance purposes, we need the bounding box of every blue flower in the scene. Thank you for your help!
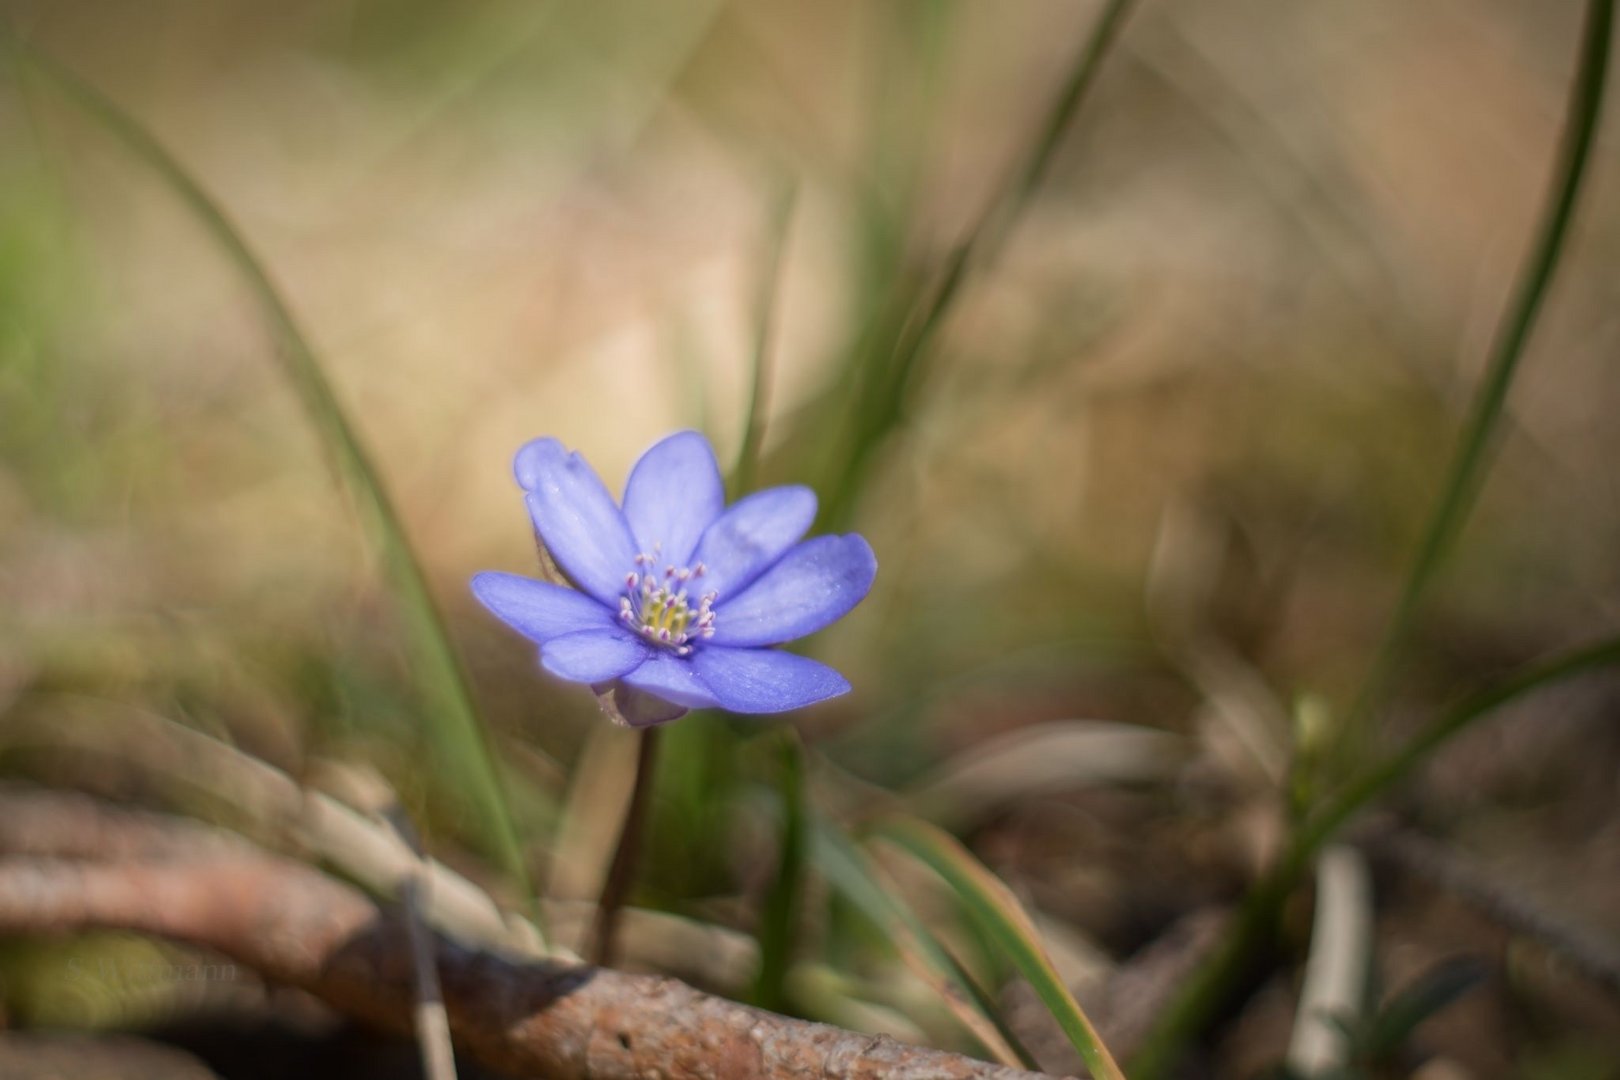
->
[472,431,877,726]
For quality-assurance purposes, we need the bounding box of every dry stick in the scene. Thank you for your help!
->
[385,810,460,1080]
[590,726,662,968]
[0,824,1062,1079]
[7,703,770,991]
[2,699,544,955]
[0,777,758,994]
[1364,826,1620,999]
[0,780,963,1027]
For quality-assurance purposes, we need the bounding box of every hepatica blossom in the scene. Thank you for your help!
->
[472,431,876,726]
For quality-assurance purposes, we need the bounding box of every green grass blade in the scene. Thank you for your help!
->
[873,816,1125,1080]
[750,728,807,1012]
[1358,957,1486,1061]
[1347,0,1614,735]
[1131,7,1615,1072]
[732,177,796,499]
[1305,633,1620,856]
[4,33,542,922]
[823,0,1136,526]
[811,818,1035,1069]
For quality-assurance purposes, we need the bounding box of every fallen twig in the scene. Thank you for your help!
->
[1363,824,1620,999]
[387,809,460,1080]
[1,698,544,954]
[0,789,1064,1080]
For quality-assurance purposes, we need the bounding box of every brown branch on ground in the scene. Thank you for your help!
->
[0,789,1064,1080]
[1,702,545,956]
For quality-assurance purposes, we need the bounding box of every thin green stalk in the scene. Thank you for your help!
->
[824,0,1136,525]
[1347,0,1614,736]
[732,178,797,498]
[591,726,661,967]
[3,33,540,917]
[1001,0,1138,224]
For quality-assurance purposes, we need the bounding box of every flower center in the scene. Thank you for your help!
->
[619,552,717,656]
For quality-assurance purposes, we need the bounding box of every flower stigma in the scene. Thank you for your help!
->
[619,551,717,656]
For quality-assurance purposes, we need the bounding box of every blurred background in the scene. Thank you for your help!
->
[2,1,1619,1077]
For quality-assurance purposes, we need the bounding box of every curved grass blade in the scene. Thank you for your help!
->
[732,176,797,498]
[1130,4,1616,1071]
[811,818,1034,1069]
[1357,957,1486,1062]
[1302,633,1620,857]
[2,33,542,921]
[1346,0,1615,738]
[873,816,1126,1080]
[824,0,1137,525]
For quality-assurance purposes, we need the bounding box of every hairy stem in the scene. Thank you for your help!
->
[590,726,662,967]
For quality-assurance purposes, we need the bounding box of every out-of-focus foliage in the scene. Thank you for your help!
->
[3,1,1620,1075]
